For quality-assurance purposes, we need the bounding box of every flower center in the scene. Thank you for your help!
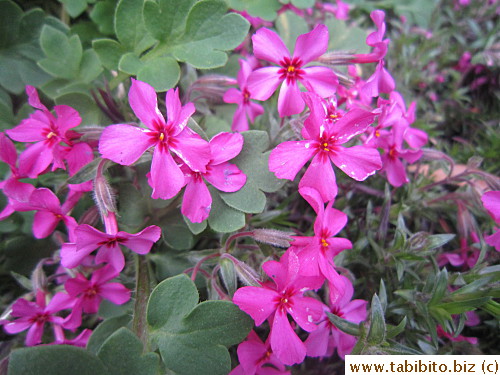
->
[242,89,251,104]
[321,238,329,247]
[278,57,305,84]
[388,147,398,159]
[47,131,57,139]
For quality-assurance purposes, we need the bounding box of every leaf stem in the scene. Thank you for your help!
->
[132,254,151,351]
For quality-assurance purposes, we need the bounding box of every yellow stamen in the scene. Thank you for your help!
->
[322,142,330,151]
[287,66,295,73]
[47,131,56,139]
[159,133,165,141]
[321,238,329,247]
[375,130,380,137]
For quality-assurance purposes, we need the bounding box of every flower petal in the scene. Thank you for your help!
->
[330,145,381,181]
[247,67,283,101]
[18,141,54,178]
[121,225,162,255]
[129,78,164,129]
[150,147,185,200]
[293,24,329,64]
[99,283,131,305]
[269,140,316,180]
[205,163,246,193]
[209,132,244,165]
[233,286,278,326]
[277,81,304,117]
[99,124,153,165]
[181,177,212,223]
[171,131,211,173]
[299,154,337,202]
[270,310,306,365]
[300,67,338,98]
[252,28,290,65]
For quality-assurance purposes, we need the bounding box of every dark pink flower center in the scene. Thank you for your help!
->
[84,285,100,298]
[278,57,305,84]
[242,89,251,104]
[30,312,50,324]
[317,134,339,154]
[274,289,295,312]
[98,236,126,248]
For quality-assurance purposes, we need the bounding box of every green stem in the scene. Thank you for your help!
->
[132,254,151,351]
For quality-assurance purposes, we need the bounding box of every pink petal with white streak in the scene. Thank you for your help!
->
[330,145,381,181]
[269,140,317,180]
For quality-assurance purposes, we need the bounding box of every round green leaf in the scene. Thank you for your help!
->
[137,56,180,91]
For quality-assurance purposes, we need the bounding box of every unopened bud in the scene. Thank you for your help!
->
[219,257,237,297]
[253,229,294,248]
[318,52,357,66]
[93,174,116,217]
[229,256,260,287]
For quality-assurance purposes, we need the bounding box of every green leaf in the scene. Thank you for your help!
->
[367,294,386,345]
[386,317,407,339]
[324,16,370,54]
[0,3,65,94]
[183,215,207,235]
[327,312,361,336]
[118,52,143,75]
[93,38,127,71]
[435,297,491,315]
[8,346,107,375]
[79,49,103,83]
[276,11,308,52]
[39,25,82,80]
[59,0,89,18]
[147,274,252,375]
[426,233,456,250]
[208,185,246,233]
[171,0,250,69]
[87,315,133,355]
[137,56,180,91]
[160,210,195,250]
[115,0,154,53]
[219,257,237,297]
[90,0,115,35]
[219,131,285,214]
[225,0,281,21]
[97,328,159,375]
[291,0,314,7]
[143,0,197,42]
[429,268,448,306]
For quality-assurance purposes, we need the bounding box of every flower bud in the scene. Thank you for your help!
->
[253,228,294,248]
[93,174,116,217]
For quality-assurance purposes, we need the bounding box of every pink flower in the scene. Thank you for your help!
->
[99,79,211,200]
[3,290,74,346]
[481,191,500,251]
[181,132,246,223]
[305,276,367,359]
[63,265,130,328]
[247,25,338,117]
[229,331,290,375]
[269,92,381,202]
[223,59,265,131]
[5,86,82,178]
[0,133,35,221]
[233,250,324,365]
[10,188,78,239]
[61,224,161,272]
[291,187,352,284]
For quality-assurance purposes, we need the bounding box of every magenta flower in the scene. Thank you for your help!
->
[269,92,381,202]
[223,59,265,131]
[291,187,352,284]
[99,79,211,200]
[5,86,81,178]
[61,224,161,272]
[229,330,290,375]
[3,290,74,346]
[233,250,324,365]
[0,133,35,221]
[10,187,78,239]
[247,24,338,117]
[305,276,367,359]
[481,190,500,251]
[63,265,130,328]
[181,132,246,223]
